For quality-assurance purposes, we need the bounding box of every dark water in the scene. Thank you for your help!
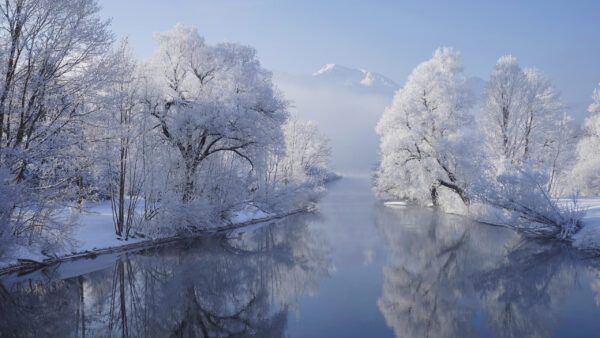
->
[2,178,600,337]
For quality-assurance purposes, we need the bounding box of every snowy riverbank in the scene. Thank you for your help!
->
[0,201,313,276]
[384,197,600,249]
[569,197,600,249]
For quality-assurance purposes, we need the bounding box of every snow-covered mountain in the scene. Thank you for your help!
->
[311,64,398,95]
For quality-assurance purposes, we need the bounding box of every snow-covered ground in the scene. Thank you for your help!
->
[0,201,278,271]
[572,197,600,224]
[0,201,141,269]
[569,197,600,249]
[229,206,271,224]
[74,201,145,251]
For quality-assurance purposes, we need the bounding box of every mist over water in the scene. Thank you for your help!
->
[274,70,395,177]
[273,70,494,177]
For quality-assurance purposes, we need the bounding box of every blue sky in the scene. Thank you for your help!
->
[100,0,600,119]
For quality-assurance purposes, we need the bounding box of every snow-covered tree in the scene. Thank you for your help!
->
[91,40,144,239]
[374,47,474,207]
[572,83,600,195]
[283,117,331,182]
[480,56,569,179]
[475,56,582,238]
[374,50,583,240]
[0,5,334,259]
[0,0,113,249]
[260,116,332,210]
[545,113,578,196]
[142,24,288,204]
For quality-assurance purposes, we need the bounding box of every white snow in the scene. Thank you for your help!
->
[312,63,337,76]
[311,63,398,92]
[74,201,144,251]
[384,201,407,207]
[0,201,279,270]
[360,71,375,86]
[0,245,47,267]
[569,197,600,249]
[229,205,271,224]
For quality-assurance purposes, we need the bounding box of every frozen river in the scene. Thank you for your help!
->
[2,178,600,337]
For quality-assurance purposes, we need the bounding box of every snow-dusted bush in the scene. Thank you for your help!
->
[472,164,584,239]
[283,118,332,184]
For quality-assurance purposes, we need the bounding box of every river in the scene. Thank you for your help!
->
[2,177,600,337]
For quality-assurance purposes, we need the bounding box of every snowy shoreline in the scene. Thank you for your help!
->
[383,197,600,249]
[0,206,314,277]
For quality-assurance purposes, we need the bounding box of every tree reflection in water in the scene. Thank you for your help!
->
[375,204,600,338]
[5,202,600,337]
[0,213,331,337]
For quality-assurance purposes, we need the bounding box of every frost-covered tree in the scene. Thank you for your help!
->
[0,0,112,249]
[476,56,582,238]
[374,47,474,207]
[545,113,578,196]
[261,116,332,210]
[283,117,331,182]
[480,56,570,179]
[572,83,600,195]
[375,50,583,240]
[142,24,288,204]
[0,7,332,258]
[90,40,144,239]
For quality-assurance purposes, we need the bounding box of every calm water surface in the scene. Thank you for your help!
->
[2,178,600,337]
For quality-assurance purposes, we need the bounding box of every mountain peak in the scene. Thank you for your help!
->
[312,63,337,76]
[312,63,398,93]
[360,71,375,86]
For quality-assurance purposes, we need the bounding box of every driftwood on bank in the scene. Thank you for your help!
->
[0,207,314,277]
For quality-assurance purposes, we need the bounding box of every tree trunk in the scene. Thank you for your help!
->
[430,185,439,207]
[182,162,196,203]
[502,105,510,157]
[78,275,86,338]
[117,140,126,237]
[437,179,470,205]
[118,259,128,338]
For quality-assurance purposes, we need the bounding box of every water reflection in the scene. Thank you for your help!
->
[375,204,600,337]
[4,178,600,337]
[0,214,331,337]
